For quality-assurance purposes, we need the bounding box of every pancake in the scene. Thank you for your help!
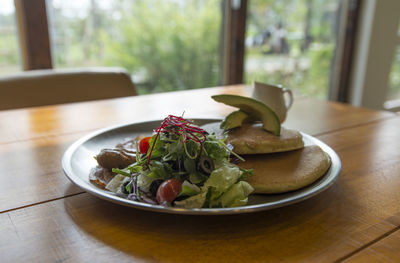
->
[226,123,304,154]
[239,145,331,194]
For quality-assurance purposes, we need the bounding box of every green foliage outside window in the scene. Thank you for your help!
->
[244,0,339,99]
[51,0,221,95]
[49,0,341,98]
[388,47,400,100]
[245,45,334,99]
[0,8,20,75]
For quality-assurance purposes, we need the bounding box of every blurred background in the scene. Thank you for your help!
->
[1,0,399,110]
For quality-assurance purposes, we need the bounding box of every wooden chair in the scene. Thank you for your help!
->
[0,67,137,110]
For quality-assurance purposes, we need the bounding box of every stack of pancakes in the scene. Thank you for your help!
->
[203,122,331,194]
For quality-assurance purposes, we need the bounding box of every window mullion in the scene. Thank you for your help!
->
[14,0,53,70]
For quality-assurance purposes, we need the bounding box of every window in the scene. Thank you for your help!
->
[47,0,223,94]
[0,0,20,75]
[7,0,396,111]
[385,23,400,111]
[244,0,341,99]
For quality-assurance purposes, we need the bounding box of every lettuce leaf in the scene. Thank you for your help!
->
[174,191,208,208]
[216,181,254,207]
[179,180,201,197]
[203,161,242,205]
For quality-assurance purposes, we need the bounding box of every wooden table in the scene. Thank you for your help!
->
[1,85,400,262]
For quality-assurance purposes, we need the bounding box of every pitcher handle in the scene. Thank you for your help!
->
[282,88,293,110]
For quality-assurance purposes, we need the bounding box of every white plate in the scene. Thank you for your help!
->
[62,118,341,215]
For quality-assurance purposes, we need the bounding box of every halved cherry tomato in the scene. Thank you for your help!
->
[139,136,152,154]
[156,178,182,204]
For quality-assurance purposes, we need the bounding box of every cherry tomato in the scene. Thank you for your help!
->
[139,136,152,154]
[156,179,182,204]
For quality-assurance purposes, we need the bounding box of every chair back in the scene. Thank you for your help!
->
[0,67,137,110]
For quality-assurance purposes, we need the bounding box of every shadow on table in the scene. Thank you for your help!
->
[63,181,348,262]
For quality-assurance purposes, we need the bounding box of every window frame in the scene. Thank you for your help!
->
[15,0,52,70]
[347,0,400,110]
[220,0,247,85]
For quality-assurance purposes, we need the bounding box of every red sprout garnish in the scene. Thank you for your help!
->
[147,115,207,165]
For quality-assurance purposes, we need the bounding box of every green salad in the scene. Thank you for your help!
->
[103,115,253,208]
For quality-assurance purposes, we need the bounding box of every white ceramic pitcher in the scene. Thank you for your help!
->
[252,81,293,123]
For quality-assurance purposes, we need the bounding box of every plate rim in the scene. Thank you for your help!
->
[62,118,342,215]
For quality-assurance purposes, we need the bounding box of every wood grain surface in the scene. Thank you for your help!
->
[0,85,399,262]
[343,229,400,262]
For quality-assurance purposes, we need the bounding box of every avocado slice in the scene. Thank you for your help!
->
[220,110,249,130]
[212,94,281,135]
